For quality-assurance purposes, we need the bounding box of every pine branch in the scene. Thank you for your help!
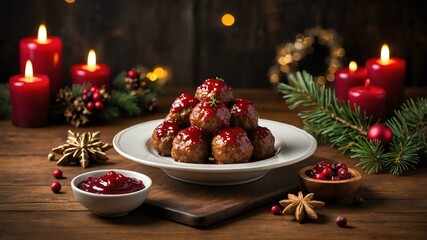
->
[112,71,128,92]
[109,90,141,116]
[277,71,427,176]
[384,135,421,175]
[352,139,385,174]
[0,84,10,119]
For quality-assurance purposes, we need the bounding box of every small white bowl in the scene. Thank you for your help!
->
[71,169,152,217]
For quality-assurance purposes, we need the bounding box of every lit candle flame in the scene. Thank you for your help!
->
[86,49,97,71]
[380,44,390,63]
[349,61,358,72]
[37,24,47,44]
[25,60,33,79]
[22,60,36,83]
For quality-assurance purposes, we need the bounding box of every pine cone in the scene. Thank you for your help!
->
[56,88,73,106]
[64,97,91,127]
[124,67,149,95]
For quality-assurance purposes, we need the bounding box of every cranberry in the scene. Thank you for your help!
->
[338,168,348,179]
[52,169,63,179]
[87,101,94,110]
[336,216,347,227]
[314,173,326,180]
[331,162,342,171]
[321,167,333,179]
[271,205,282,215]
[82,88,88,95]
[307,169,315,178]
[90,86,98,93]
[92,92,101,101]
[318,160,330,167]
[51,182,61,193]
[127,69,138,78]
[331,175,341,181]
[94,101,103,110]
[353,196,364,206]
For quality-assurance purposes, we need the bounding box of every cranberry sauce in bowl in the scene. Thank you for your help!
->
[77,170,145,194]
[71,169,152,217]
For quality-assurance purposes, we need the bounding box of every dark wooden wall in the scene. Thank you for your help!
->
[1,0,426,88]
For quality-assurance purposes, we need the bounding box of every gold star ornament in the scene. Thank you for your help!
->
[49,130,112,168]
[279,191,325,222]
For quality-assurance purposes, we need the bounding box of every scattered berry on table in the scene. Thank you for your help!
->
[51,182,62,193]
[335,216,347,227]
[52,169,63,179]
[270,205,282,215]
[352,196,364,206]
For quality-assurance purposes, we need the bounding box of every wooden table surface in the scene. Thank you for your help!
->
[1,87,427,239]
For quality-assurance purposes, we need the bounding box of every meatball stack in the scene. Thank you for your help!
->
[151,78,275,164]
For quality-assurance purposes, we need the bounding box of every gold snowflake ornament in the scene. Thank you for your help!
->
[279,191,325,222]
[49,130,112,168]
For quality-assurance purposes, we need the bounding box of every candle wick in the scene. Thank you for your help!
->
[364,79,371,89]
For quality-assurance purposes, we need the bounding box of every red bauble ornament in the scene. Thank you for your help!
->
[367,123,393,145]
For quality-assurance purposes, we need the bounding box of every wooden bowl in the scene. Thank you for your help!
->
[298,166,362,202]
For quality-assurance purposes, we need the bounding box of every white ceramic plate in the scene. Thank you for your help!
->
[113,119,317,186]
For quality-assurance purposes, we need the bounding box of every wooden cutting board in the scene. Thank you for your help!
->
[133,156,321,227]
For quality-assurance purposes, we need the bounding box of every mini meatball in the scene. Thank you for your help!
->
[171,126,209,163]
[211,127,253,164]
[151,120,181,156]
[248,126,275,160]
[189,97,231,133]
[165,93,199,127]
[194,78,233,103]
[230,98,259,131]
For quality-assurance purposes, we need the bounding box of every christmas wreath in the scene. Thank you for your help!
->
[278,71,427,175]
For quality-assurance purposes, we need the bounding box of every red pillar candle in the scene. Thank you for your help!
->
[9,60,50,127]
[19,24,62,100]
[334,61,367,102]
[70,49,111,91]
[365,44,406,117]
[348,79,386,123]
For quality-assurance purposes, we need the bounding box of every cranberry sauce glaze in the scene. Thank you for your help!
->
[194,78,233,102]
[175,126,205,144]
[230,98,257,115]
[154,120,181,139]
[216,127,252,146]
[77,171,145,194]
[169,93,199,113]
[196,97,231,122]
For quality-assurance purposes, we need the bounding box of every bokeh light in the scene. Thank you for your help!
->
[221,13,235,27]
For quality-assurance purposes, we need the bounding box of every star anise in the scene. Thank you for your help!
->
[279,191,325,222]
[49,130,112,168]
